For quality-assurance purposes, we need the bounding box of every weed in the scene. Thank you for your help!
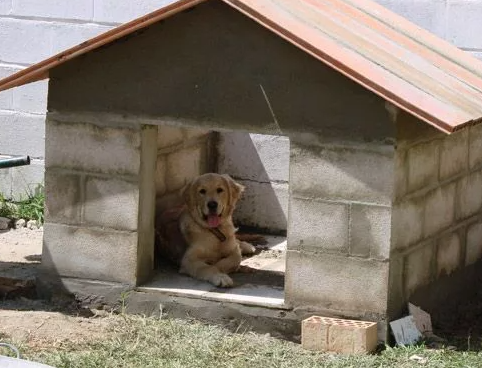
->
[0,185,44,223]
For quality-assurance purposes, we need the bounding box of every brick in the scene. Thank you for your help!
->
[11,159,44,200]
[50,23,113,55]
[456,171,482,220]
[290,143,393,205]
[350,204,391,260]
[405,244,434,297]
[12,0,93,20]
[469,123,482,169]
[165,146,204,192]
[0,66,17,110]
[219,132,290,183]
[155,155,167,196]
[157,125,184,149]
[42,223,138,284]
[0,111,45,157]
[12,79,48,115]
[447,0,482,49]
[466,222,482,265]
[288,198,349,252]
[424,184,455,237]
[439,129,468,181]
[84,177,139,231]
[44,170,81,224]
[233,180,288,232]
[285,251,389,314]
[375,0,446,39]
[0,19,52,64]
[406,140,439,193]
[437,232,460,277]
[93,0,175,23]
[46,119,140,175]
[302,316,378,354]
[391,199,424,249]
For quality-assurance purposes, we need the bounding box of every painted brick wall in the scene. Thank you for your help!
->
[1,0,482,199]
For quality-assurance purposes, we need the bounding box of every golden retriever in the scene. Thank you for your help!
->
[155,173,256,287]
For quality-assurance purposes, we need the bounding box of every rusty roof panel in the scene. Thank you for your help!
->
[1,0,482,133]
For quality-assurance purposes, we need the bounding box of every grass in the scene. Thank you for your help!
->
[0,185,44,224]
[3,314,482,368]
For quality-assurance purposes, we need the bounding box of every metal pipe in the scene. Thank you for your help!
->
[0,156,30,169]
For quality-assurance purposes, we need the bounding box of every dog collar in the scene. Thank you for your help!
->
[209,227,227,242]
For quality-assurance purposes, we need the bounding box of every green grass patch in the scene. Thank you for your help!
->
[0,186,44,224]
[12,315,482,368]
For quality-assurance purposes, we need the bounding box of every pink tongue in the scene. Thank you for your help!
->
[207,214,220,228]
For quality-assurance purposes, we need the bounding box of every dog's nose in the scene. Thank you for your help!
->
[207,201,218,210]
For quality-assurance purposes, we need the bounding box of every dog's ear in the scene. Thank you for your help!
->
[222,174,244,207]
[181,180,193,207]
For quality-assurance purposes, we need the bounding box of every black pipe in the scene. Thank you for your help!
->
[0,156,31,169]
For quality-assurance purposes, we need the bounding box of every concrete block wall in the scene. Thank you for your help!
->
[42,115,158,285]
[285,139,394,321]
[218,132,289,233]
[155,126,214,197]
[391,113,482,302]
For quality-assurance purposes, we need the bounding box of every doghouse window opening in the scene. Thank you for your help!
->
[139,126,289,307]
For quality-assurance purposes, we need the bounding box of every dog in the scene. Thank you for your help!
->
[155,173,256,287]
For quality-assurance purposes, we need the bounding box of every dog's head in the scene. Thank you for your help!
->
[182,173,244,228]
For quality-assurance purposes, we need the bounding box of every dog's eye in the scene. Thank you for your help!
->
[216,188,224,193]
[199,189,206,195]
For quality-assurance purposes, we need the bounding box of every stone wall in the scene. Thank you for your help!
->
[42,114,158,285]
[285,138,394,327]
[390,112,482,309]
[218,132,289,233]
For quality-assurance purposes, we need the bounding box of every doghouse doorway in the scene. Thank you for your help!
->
[139,127,289,307]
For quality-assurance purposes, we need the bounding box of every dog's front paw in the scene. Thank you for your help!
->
[239,241,256,255]
[210,273,234,288]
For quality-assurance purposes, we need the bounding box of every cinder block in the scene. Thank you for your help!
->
[437,232,460,277]
[466,222,482,266]
[350,204,391,259]
[84,177,139,231]
[93,0,175,23]
[183,127,210,141]
[12,0,93,20]
[447,0,482,49]
[50,23,113,54]
[439,129,468,181]
[290,143,394,205]
[12,79,48,115]
[424,183,456,237]
[157,125,184,149]
[11,159,44,199]
[42,223,138,284]
[218,132,290,183]
[406,140,439,193]
[165,146,204,192]
[285,251,389,314]
[0,18,52,64]
[0,111,45,158]
[302,316,378,354]
[404,244,434,297]
[0,166,12,198]
[0,0,11,14]
[455,171,482,220]
[391,199,424,250]
[46,119,141,175]
[375,0,446,39]
[44,170,81,224]
[288,197,348,252]
[469,123,482,169]
[394,149,407,199]
[0,66,16,110]
[233,180,288,232]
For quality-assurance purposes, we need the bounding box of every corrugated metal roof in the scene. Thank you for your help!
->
[1,0,482,133]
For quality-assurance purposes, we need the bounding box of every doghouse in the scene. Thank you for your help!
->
[2,0,482,341]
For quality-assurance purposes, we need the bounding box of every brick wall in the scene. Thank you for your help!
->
[391,113,482,302]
